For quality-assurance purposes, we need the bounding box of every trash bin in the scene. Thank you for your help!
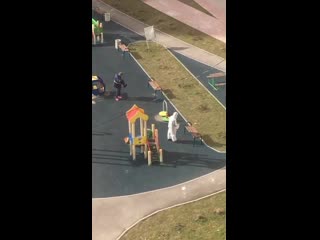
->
[104,13,110,22]
[115,39,121,49]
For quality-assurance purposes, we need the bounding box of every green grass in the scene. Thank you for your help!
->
[121,191,226,240]
[101,0,226,58]
[130,42,226,151]
[178,0,214,17]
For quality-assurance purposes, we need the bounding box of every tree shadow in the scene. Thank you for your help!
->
[163,89,176,99]
[175,139,194,145]
[169,47,189,51]
[164,150,225,169]
[201,134,226,150]
[131,52,143,59]
[92,152,146,167]
[92,148,129,154]
[92,132,112,136]
[123,95,155,102]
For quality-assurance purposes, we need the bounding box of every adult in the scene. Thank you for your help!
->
[113,72,127,101]
[167,112,180,142]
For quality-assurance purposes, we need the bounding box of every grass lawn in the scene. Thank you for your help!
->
[101,0,226,58]
[121,191,226,240]
[129,42,226,151]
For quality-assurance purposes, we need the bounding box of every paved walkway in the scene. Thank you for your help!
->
[143,0,226,43]
[92,0,226,72]
[194,0,226,23]
[93,169,226,240]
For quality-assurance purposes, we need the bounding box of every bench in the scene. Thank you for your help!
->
[184,122,203,146]
[207,72,225,78]
[118,43,130,58]
[148,79,162,101]
[207,72,226,91]
[118,43,129,52]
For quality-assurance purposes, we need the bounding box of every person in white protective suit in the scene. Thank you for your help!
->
[167,112,180,142]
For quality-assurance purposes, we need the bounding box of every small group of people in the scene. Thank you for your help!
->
[113,71,180,142]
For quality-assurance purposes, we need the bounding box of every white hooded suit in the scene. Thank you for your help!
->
[167,112,179,142]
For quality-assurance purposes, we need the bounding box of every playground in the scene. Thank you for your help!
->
[92,12,226,198]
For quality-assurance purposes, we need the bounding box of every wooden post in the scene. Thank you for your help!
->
[100,23,103,43]
[140,118,144,153]
[128,121,132,155]
[132,123,136,160]
[96,21,100,42]
[144,121,147,137]
[132,144,136,160]
[140,118,143,136]
[159,149,163,163]
[155,129,159,151]
[148,150,152,166]
[92,24,96,45]
[151,124,155,139]
[144,120,147,158]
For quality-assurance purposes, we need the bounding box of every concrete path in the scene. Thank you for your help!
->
[92,0,226,72]
[93,169,226,240]
[142,0,226,43]
[194,0,226,23]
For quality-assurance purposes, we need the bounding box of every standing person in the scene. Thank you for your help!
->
[113,72,127,101]
[167,112,180,142]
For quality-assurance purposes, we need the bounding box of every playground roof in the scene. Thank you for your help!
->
[126,104,149,123]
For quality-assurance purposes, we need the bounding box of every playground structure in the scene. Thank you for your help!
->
[207,72,226,91]
[92,18,104,45]
[125,104,163,166]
